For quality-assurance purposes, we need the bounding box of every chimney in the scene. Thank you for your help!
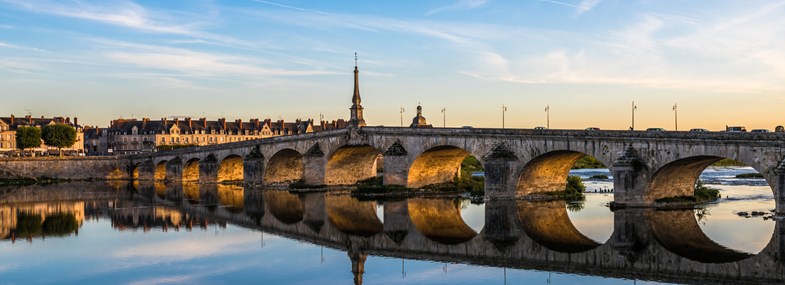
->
[200,118,207,128]
[219,118,226,129]
[186,117,192,129]
[26,115,32,124]
[74,117,78,126]
[253,118,260,129]
[66,117,71,124]
[10,114,13,125]
[235,119,242,130]
[173,117,179,126]
[142,118,149,129]
[162,117,168,126]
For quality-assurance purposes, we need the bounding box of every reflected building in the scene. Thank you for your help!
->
[2,182,785,284]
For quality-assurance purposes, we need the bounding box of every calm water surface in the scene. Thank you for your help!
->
[0,166,779,284]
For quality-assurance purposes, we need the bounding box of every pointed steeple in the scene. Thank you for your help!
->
[349,52,366,127]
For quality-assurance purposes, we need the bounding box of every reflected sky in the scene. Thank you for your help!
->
[0,168,778,285]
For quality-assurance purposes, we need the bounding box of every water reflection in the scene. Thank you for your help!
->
[0,181,782,284]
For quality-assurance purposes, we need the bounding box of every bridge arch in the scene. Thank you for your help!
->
[325,144,382,185]
[264,191,304,224]
[516,150,611,196]
[647,209,753,263]
[647,155,773,202]
[517,200,602,253]
[217,154,244,183]
[325,195,383,236]
[407,145,480,188]
[217,184,244,213]
[183,158,200,182]
[408,198,479,244]
[264,149,304,184]
[154,161,167,181]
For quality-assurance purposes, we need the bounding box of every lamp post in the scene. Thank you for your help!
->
[502,105,507,129]
[399,106,405,127]
[545,105,550,129]
[441,107,446,128]
[631,101,637,130]
[672,103,678,131]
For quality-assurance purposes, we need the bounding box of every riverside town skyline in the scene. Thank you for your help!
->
[2,1,785,130]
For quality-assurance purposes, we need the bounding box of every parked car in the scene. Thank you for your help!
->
[534,126,547,130]
[689,128,710,132]
[646,128,665,132]
[726,126,747,132]
[585,127,600,131]
[751,129,770,133]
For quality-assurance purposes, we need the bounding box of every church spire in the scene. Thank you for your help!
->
[349,52,366,127]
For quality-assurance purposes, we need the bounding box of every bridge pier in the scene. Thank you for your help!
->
[243,186,265,223]
[484,199,521,249]
[165,157,184,182]
[302,193,326,233]
[483,158,518,199]
[165,183,183,203]
[775,162,785,214]
[612,146,649,207]
[610,208,650,260]
[382,153,409,187]
[303,157,326,186]
[243,156,265,184]
[383,200,411,243]
[135,159,155,181]
[199,155,219,183]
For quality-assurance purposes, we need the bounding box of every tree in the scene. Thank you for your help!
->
[42,124,77,157]
[15,126,42,156]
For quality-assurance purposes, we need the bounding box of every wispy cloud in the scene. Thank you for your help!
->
[0,41,47,52]
[538,0,602,15]
[426,0,488,16]
[0,0,253,48]
[576,0,602,15]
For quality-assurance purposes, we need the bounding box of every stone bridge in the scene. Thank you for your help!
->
[127,126,785,210]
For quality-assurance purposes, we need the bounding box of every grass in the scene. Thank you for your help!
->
[711,158,746,167]
[542,175,586,201]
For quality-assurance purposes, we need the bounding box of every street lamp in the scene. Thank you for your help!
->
[631,101,637,130]
[672,103,678,131]
[502,105,508,129]
[441,107,446,128]
[545,105,550,129]
[399,106,405,127]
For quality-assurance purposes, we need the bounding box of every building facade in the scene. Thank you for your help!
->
[95,117,317,155]
[0,115,84,154]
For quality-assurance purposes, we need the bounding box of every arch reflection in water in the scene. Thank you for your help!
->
[518,200,602,253]
[325,195,382,236]
[4,182,785,284]
[408,198,478,244]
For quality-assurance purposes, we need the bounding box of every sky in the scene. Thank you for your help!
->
[1,0,784,130]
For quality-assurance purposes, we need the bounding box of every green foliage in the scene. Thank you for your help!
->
[736,173,763,178]
[694,179,720,203]
[41,213,79,236]
[14,213,42,237]
[455,156,484,196]
[590,174,609,179]
[41,124,77,155]
[567,201,585,212]
[156,144,199,151]
[15,126,41,150]
[565,175,586,198]
[572,155,607,169]
[655,180,720,204]
[544,175,586,200]
[711,158,745,167]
